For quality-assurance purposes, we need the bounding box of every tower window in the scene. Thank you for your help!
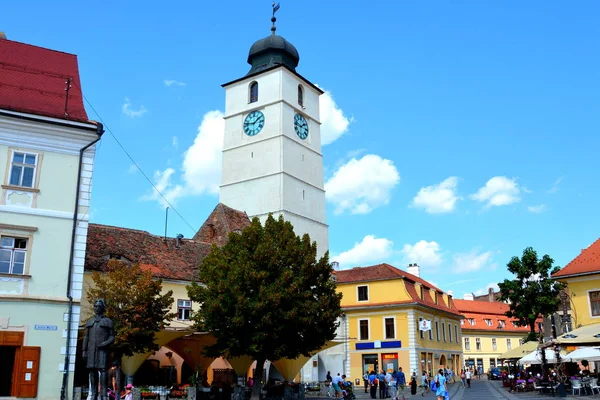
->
[249,81,258,103]
[298,84,304,107]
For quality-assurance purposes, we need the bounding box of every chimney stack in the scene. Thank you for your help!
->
[407,263,420,277]
[463,293,474,301]
[332,261,340,270]
[488,287,494,302]
[448,290,454,297]
[0,32,6,40]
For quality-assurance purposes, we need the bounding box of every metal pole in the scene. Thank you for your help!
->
[165,207,169,240]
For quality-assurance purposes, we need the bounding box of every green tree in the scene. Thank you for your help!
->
[187,215,342,398]
[498,247,564,341]
[87,260,176,386]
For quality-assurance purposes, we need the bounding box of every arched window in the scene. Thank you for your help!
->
[249,81,258,103]
[298,84,304,107]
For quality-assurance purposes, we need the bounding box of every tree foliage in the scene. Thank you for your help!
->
[86,260,176,358]
[498,247,564,336]
[187,215,342,392]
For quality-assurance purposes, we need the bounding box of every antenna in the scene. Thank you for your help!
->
[64,77,72,118]
[164,207,169,241]
[271,2,280,35]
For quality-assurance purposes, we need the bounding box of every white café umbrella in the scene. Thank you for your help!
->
[519,348,567,364]
[565,347,600,362]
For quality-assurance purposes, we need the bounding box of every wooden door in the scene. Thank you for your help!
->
[0,331,24,346]
[15,346,40,398]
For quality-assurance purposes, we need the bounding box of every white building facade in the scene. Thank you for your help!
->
[0,37,102,399]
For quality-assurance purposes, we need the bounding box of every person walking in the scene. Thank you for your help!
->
[388,370,396,400]
[369,371,378,399]
[378,370,387,399]
[434,369,447,400]
[332,373,343,399]
[465,369,471,388]
[459,369,466,388]
[396,367,406,400]
[364,371,369,393]
[420,371,429,396]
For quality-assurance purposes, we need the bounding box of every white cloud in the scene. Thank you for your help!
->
[452,250,496,273]
[142,110,224,206]
[470,176,520,208]
[548,176,563,194]
[400,240,443,269]
[164,79,186,87]
[473,282,500,296]
[412,176,460,214]
[320,90,352,145]
[333,235,394,269]
[122,97,147,118]
[528,204,548,213]
[172,136,179,149]
[325,154,400,215]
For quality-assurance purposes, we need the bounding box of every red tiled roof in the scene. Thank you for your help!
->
[0,38,89,122]
[454,299,540,333]
[552,238,600,278]
[334,263,443,292]
[193,203,251,246]
[85,203,251,281]
[336,264,461,316]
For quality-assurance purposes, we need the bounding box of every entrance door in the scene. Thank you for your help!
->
[362,354,378,374]
[0,346,16,396]
[382,354,398,373]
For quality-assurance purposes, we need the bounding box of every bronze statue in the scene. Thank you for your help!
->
[82,299,115,400]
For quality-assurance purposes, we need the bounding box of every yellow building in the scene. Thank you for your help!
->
[0,38,102,399]
[454,298,537,373]
[552,238,600,329]
[334,263,463,378]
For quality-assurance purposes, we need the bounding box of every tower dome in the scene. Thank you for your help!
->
[247,34,300,75]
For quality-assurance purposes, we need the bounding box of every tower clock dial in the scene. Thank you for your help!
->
[243,110,265,136]
[294,113,309,140]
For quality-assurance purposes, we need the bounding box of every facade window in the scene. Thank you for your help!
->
[298,84,304,106]
[492,338,497,351]
[464,338,470,350]
[357,286,369,301]
[590,291,600,316]
[419,317,424,339]
[468,318,476,326]
[484,319,492,326]
[448,324,452,342]
[476,337,481,351]
[359,319,369,340]
[454,325,459,342]
[177,300,192,320]
[419,285,424,299]
[0,236,27,275]
[9,152,38,188]
[435,321,439,341]
[498,320,506,328]
[460,319,464,325]
[385,317,395,339]
[506,339,512,350]
[428,323,433,340]
[519,339,524,346]
[249,81,258,103]
[442,322,446,342]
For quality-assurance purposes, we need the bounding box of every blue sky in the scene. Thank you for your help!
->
[4,1,599,298]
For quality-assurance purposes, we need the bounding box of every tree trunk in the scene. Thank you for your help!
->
[251,357,265,400]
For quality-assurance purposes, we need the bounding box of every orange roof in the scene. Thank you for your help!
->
[454,299,540,333]
[552,238,600,279]
[335,263,443,292]
[335,264,461,316]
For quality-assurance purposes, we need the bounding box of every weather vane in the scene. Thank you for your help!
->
[271,2,280,34]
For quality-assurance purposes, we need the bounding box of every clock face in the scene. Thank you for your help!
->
[243,110,265,136]
[294,113,309,140]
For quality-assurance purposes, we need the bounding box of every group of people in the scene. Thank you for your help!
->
[326,372,354,399]
[361,368,410,400]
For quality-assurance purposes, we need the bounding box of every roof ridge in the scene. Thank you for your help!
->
[3,38,78,56]
[89,223,197,242]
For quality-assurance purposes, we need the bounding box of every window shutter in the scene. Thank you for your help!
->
[16,346,41,398]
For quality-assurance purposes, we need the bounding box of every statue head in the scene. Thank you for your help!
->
[93,299,107,315]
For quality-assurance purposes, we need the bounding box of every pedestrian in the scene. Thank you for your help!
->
[460,369,466,388]
[388,371,396,400]
[434,369,447,400]
[378,370,387,399]
[369,371,378,400]
[465,369,471,388]
[396,367,406,400]
[410,374,417,396]
[332,373,343,399]
[364,371,369,394]
[122,384,133,400]
[420,371,429,396]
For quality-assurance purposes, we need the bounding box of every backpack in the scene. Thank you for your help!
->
[373,378,379,385]
[430,380,437,390]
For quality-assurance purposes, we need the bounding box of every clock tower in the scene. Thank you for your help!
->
[219,17,328,257]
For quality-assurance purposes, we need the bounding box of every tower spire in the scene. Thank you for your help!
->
[271,2,280,35]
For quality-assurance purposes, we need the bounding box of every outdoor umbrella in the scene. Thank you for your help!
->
[565,347,600,362]
[519,348,567,364]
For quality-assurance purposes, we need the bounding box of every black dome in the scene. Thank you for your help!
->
[247,34,300,75]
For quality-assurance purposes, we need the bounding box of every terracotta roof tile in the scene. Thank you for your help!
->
[85,203,251,281]
[552,237,600,278]
[454,299,541,333]
[193,203,250,246]
[335,263,461,316]
[0,38,89,122]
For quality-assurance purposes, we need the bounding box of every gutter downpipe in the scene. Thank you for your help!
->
[60,122,104,400]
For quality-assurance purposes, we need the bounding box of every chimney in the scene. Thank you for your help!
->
[448,290,454,297]
[331,261,340,270]
[488,287,494,302]
[0,32,6,40]
[463,293,474,301]
[407,263,420,277]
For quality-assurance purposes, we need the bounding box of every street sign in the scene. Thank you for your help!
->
[34,325,58,331]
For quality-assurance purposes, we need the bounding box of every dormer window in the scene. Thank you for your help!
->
[468,318,476,326]
[298,84,304,107]
[249,81,258,103]
[498,320,506,328]
[419,285,424,300]
[484,319,492,326]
